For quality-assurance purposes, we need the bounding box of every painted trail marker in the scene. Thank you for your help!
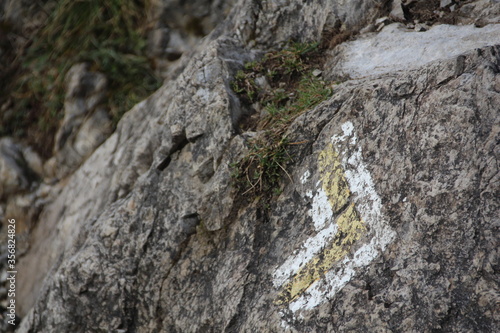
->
[274,121,396,317]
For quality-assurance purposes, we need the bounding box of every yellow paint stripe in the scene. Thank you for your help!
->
[276,204,366,304]
[318,143,351,212]
[276,144,367,305]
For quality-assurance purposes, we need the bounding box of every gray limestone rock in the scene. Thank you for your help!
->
[390,0,406,21]
[327,23,500,79]
[147,0,237,76]
[0,138,39,200]
[12,0,500,332]
[46,63,112,179]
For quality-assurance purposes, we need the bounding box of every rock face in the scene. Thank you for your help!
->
[147,0,237,77]
[45,63,112,179]
[0,138,39,201]
[11,0,499,332]
[329,23,500,78]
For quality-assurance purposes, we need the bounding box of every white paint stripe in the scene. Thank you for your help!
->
[310,187,334,230]
[289,264,356,313]
[330,121,354,143]
[284,121,396,314]
[289,239,379,311]
[334,127,396,254]
[272,205,338,288]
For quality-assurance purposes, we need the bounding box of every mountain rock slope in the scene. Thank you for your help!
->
[9,0,499,332]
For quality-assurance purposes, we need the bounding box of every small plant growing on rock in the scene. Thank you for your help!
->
[236,134,292,195]
[231,42,333,197]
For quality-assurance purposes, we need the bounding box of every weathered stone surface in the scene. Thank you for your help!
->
[394,0,500,26]
[225,0,389,48]
[389,0,404,20]
[16,36,245,322]
[147,0,237,77]
[0,138,40,200]
[46,63,112,179]
[12,0,500,332]
[153,0,236,37]
[264,45,500,332]
[328,23,500,79]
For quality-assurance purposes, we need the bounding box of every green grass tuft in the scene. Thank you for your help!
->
[231,42,333,196]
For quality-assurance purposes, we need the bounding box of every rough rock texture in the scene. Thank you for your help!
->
[44,63,112,179]
[11,0,500,332]
[0,137,45,249]
[147,0,237,77]
[328,23,500,79]
[0,138,40,201]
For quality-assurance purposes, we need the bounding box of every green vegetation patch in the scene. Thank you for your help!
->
[1,0,161,158]
[231,42,333,196]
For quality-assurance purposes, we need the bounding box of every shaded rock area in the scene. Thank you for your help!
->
[45,63,112,180]
[0,138,40,201]
[147,0,237,77]
[0,0,497,332]
[390,0,500,26]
